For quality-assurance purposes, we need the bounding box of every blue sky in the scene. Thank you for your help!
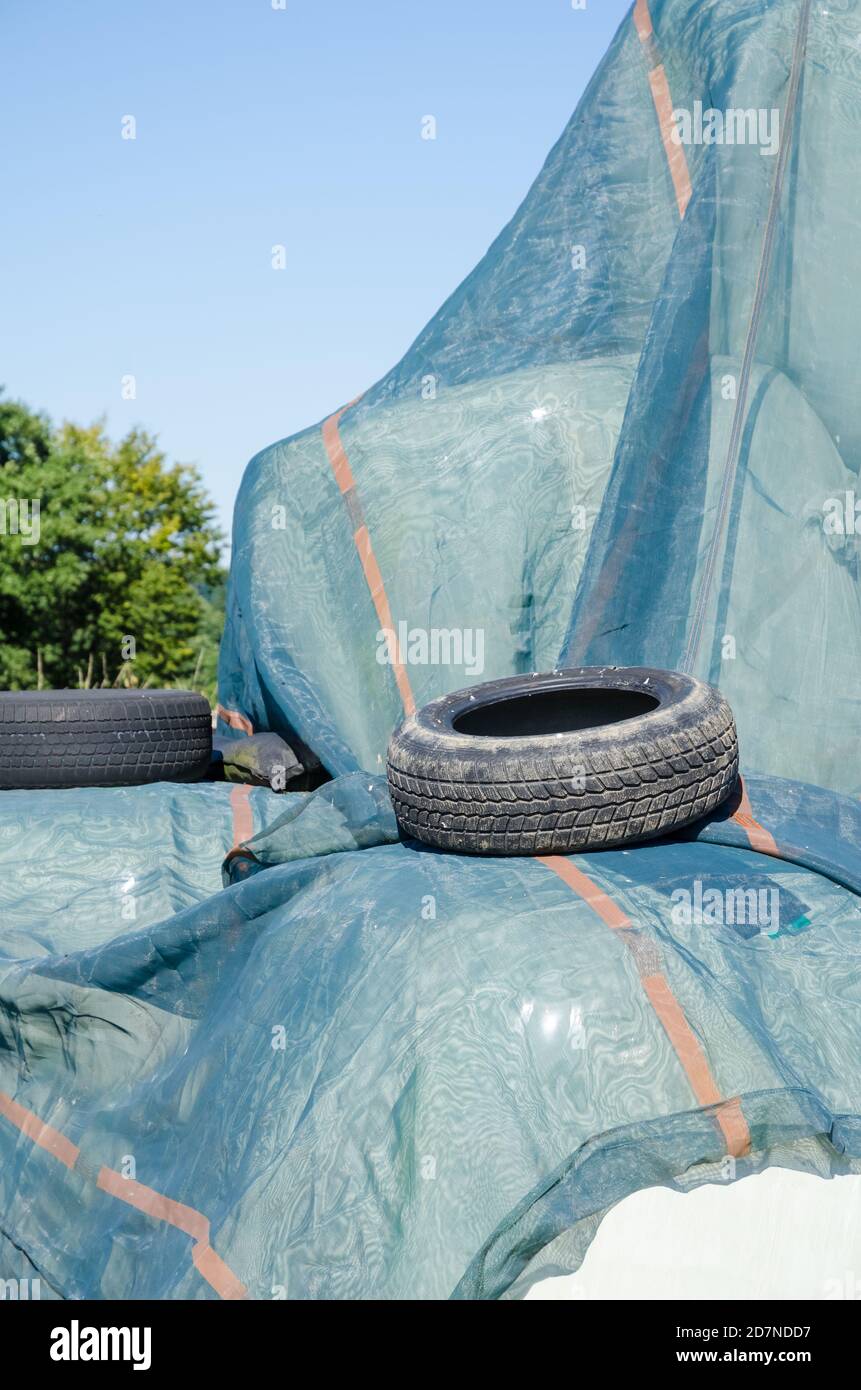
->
[3,0,630,543]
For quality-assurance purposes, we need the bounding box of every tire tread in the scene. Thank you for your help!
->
[387,696,738,854]
[0,691,212,789]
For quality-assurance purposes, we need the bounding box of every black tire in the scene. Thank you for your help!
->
[386,667,738,855]
[0,689,212,790]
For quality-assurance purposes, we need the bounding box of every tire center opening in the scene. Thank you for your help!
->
[452,686,660,738]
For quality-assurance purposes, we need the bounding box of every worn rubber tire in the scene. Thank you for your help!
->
[386,667,738,855]
[0,689,212,789]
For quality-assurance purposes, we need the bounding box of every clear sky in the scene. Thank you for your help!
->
[3,0,631,544]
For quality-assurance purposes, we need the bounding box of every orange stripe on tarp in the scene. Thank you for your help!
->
[731,776,779,858]
[0,1090,79,1169]
[354,525,416,716]
[97,1166,209,1242]
[322,402,416,717]
[537,858,750,1158]
[321,405,358,495]
[193,1242,248,1300]
[0,1090,247,1299]
[648,65,693,219]
[633,1,692,219]
[229,783,254,851]
[640,976,750,1157]
[216,704,254,737]
[633,0,653,40]
[536,855,630,931]
[97,1167,248,1300]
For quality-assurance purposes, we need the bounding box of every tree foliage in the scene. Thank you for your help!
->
[0,393,226,698]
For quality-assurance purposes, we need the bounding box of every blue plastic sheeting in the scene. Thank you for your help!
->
[1,773,860,1298]
[2,0,860,1299]
[0,782,284,958]
[218,0,861,797]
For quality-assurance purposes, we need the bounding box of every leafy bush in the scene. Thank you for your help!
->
[0,393,227,701]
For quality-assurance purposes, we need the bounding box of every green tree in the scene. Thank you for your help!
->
[0,393,226,698]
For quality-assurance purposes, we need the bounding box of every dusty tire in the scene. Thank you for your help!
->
[386,667,738,855]
[0,689,212,790]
